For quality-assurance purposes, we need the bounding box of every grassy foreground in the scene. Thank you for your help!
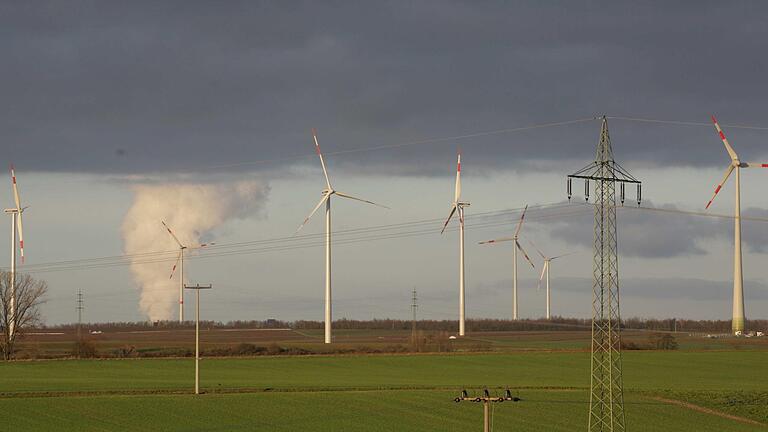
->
[0,351,765,431]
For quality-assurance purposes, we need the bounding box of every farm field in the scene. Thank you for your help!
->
[20,327,768,357]
[2,389,765,432]
[0,349,765,431]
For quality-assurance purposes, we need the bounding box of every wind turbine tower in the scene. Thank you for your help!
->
[295,129,388,344]
[704,115,766,334]
[4,165,26,338]
[567,116,641,432]
[440,153,470,336]
[479,205,535,320]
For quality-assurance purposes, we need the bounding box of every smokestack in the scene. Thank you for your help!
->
[121,181,269,321]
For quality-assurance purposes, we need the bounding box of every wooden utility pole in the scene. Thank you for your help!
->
[76,288,83,340]
[410,288,418,347]
[454,388,520,432]
[184,284,212,395]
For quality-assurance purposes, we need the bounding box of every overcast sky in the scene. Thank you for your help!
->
[2,1,768,325]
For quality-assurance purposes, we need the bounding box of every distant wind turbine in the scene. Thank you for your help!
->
[529,240,573,320]
[441,153,470,336]
[4,165,27,338]
[704,115,768,334]
[162,221,214,322]
[479,205,535,320]
[295,129,388,344]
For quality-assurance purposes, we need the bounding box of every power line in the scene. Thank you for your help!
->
[13,202,588,274]
[12,200,768,276]
[606,116,768,130]
[199,118,600,171]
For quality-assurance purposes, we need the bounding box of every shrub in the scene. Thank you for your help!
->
[72,340,98,358]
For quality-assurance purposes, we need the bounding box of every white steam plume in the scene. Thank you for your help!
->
[121,181,269,321]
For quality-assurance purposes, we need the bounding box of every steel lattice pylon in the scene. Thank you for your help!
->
[567,117,641,432]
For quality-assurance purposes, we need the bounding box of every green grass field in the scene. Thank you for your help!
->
[0,350,765,431]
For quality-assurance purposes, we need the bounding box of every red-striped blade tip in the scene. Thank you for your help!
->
[710,115,717,124]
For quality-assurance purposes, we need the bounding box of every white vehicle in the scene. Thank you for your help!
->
[89,330,102,335]
[449,335,457,340]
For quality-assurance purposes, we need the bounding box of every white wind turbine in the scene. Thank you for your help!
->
[295,129,388,344]
[479,205,535,320]
[440,153,470,336]
[162,221,213,322]
[529,241,573,320]
[4,165,27,338]
[704,115,768,334]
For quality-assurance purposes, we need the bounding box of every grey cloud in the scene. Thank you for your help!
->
[542,201,721,258]
[742,207,768,253]
[2,2,768,174]
[554,276,768,301]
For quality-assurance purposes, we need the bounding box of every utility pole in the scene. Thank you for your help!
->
[184,283,212,395]
[411,288,418,347]
[76,288,83,340]
[454,388,521,432]
[567,116,642,432]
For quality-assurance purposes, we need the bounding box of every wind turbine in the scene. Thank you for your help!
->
[295,129,388,344]
[162,221,213,322]
[440,153,470,336]
[4,165,26,338]
[479,205,534,320]
[704,115,768,334]
[529,241,573,320]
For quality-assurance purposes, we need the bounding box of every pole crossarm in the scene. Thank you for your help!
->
[184,284,212,290]
[453,389,521,432]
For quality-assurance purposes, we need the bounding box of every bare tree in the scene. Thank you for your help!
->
[0,271,47,359]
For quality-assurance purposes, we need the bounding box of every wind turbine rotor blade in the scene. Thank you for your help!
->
[711,115,739,161]
[515,240,536,269]
[440,205,457,234]
[550,252,576,260]
[10,166,25,260]
[161,221,184,248]
[16,211,24,261]
[537,262,547,291]
[478,237,515,245]
[527,238,546,260]
[454,153,462,202]
[169,251,181,279]
[312,128,332,190]
[295,194,330,235]
[705,164,735,209]
[334,191,390,209]
[513,205,529,238]
[10,165,21,210]
[742,162,768,168]
[190,242,216,250]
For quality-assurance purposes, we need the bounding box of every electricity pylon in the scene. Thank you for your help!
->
[567,116,641,432]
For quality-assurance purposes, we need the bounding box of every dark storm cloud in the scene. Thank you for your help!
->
[2,1,768,174]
